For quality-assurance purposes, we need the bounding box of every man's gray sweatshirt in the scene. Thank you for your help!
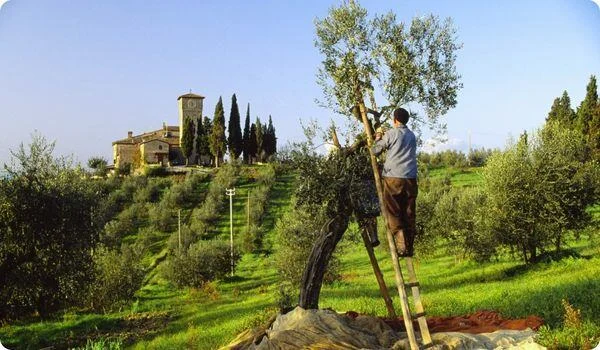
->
[371,125,418,179]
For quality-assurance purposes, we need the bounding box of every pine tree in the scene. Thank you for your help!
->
[547,91,576,127]
[242,104,251,164]
[209,97,227,167]
[589,103,600,160]
[181,116,195,165]
[227,94,243,160]
[248,123,257,164]
[255,117,263,162]
[576,75,598,138]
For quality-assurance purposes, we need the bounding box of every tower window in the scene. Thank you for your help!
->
[158,145,163,150]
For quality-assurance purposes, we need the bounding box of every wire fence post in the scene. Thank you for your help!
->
[178,209,182,251]
[226,188,236,276]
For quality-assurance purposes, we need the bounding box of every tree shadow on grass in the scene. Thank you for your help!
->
[472,277,600,327]
[3,311,177,350]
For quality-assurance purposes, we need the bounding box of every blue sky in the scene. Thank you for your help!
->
[0,0,599,164]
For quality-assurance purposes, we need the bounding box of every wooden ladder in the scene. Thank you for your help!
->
[404,256,433,349]
[355,99,432,349]
[384,229,433,349]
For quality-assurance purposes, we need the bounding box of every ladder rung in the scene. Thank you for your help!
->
[405,281,420,288]
[420,342,435,349]
[412,312,426,319]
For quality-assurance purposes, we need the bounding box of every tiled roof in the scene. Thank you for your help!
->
[177,93,205,100]
[139,138,169,145]
[113,127,180,145]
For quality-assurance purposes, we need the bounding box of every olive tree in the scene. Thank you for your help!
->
[482,123,599,263]
[0,134,99,319]
[315,1,462,132]
[297,0,462,311]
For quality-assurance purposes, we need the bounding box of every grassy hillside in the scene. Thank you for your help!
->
[428,166,483,187]
[0,166,598,349]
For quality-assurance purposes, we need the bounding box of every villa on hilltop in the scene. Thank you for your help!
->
[112,93,205,169]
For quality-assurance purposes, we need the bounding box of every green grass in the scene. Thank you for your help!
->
[1,167,598,349]
[428,166,483,187]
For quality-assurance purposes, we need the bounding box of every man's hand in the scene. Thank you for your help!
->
[374,127,385,141]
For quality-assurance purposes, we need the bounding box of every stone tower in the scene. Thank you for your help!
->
[177,92,205,162]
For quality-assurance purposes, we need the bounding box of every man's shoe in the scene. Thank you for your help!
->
[371,238,380,247]
[396,248,413,258]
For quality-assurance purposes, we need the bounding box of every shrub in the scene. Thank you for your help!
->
[240,165,276,253]
[148,202,176,232]
[162,240,240,288]
[88,245,145,312]
[467,147,495,167]
[538,299,600,350]
[162,172,209,209]
[133,177,171,203]
[87,157,109,177]
[190,165,239,236]
[167,224,203,251]
[117,163,131,176]
[430,187,495,261]
[241,224,264,253]
[414,175,452,255]
[142,165,167,177]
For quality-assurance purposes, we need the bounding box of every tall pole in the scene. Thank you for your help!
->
[468,129,472,166]
[247,188,251,230]
[178,209,182,251]
[226,188,236,276]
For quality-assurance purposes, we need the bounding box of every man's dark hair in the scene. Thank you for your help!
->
[393,108,410,125]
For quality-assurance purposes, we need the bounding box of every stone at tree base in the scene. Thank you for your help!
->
[221,307,546,350]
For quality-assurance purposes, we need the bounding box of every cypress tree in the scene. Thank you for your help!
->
[248,123,257,164]
[201,116,213,165]
[181,117,194,165]
[242,104,251,164]
[266,115,276,157]
[209,97,227,167]
[194,117,204,165]
[255,117,263,162]
[227,94,243,160]
[576,75,598,138]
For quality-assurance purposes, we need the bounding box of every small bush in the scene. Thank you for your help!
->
[167,224,202,251]
[133,177,171,203]
[143,165,167,177]
[88,245,145,312]
[162,240,240,288]
[538,299,600,350]
[241,224,264,253]
[189,165,239,236]
[148,202,176,232]
[161,172,209,209]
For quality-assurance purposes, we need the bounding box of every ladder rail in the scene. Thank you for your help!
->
[405,257,432,346]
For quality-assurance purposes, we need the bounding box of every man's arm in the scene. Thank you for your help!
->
[371,131,389,156]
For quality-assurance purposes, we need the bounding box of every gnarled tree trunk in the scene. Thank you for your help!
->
[298,216,349,310]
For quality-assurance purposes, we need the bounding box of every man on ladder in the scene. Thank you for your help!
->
[370,107,432,349]
[372,107,418,258]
